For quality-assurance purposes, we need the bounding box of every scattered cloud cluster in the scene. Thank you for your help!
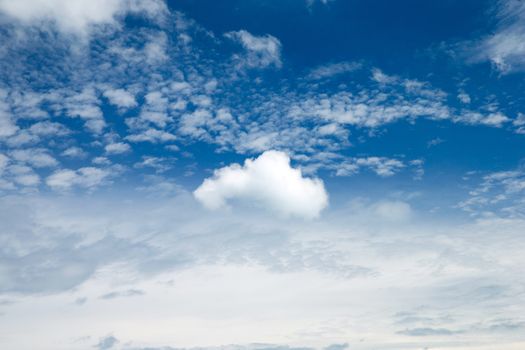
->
[289,69,512,129]
[0,4,522,198]
[458,167,525,217]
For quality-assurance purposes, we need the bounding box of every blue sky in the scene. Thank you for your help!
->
[1,1,525,349]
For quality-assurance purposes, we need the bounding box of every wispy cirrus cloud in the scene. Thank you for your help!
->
[306,61,362,80]
[466,0,525,72]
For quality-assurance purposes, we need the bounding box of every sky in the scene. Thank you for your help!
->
[0,0,525,349]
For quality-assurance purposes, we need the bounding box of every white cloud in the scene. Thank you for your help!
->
[125,128,177,143]
[355,157,405,177]
[459,166,525,216]
[458,91,471,104]
[28,121,70,136]
[4,131,38,147]
[307,61,362,80]
[225,30,282,69]
[514,113,525,126]
[92,157,111,166]
[333,157,406,177]
[46,167,113,191]
[456,111,510,127]
[0,113,18,137]
[13,172,40,186]
[194,150,328,219]
[64,88,106,134]
[0,0,120,33]
[85,119,107,134]
[286,75,512,135]
[483,112,511,126]
[179,109,214,138]
[371,68,398,84]
[104,142,131,155]
[9,148,58,168]
[288,89,450,128]
[142,31,169,64]
[468,0,525,72]
[3,162,41,187]
[138,91,170,127]
[61,146,87,158]
[513,113,525,134]
[46,169,82,190]
[0,0,167,36]
[103,88,137,109]
[64,89,102,119]
[134,156,172,173]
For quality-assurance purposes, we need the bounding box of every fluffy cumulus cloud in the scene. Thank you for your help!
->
[225,30,282,69]
[194,150,328,218]
[0,0,167,36]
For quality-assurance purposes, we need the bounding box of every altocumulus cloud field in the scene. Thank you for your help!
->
[1,0,525,349]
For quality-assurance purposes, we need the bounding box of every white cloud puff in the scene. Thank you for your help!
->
[225,30,282,69]
[103,88,138,109]
[104,142,131,155]
[194,150,328,219]
[0,0,167,36]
